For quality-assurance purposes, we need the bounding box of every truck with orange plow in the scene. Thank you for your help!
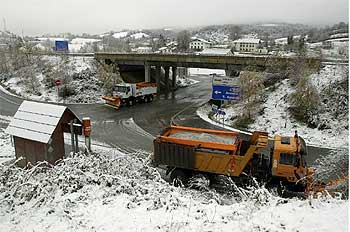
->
[153,125,311,195]
[102,82,156,108]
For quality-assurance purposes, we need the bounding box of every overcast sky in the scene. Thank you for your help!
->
[0,0,348,36]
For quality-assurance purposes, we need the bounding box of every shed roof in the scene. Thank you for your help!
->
[5,101,75,144]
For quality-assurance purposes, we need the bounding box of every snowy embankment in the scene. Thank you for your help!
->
[0,129,348,231]
[197,65,349,149]
[1,56,104,104]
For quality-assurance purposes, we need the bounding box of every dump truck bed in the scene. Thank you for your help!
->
[158,126,239,151]
[154,126,268,176]
[154,126,241,175]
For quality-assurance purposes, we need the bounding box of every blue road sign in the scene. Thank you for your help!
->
[217,109,226,115]
[212,85,241,101]
[55,40,69,52]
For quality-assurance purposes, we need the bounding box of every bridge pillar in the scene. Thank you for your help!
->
[144,63,151,82]
[164,66,170,91]
[172,66,177,89]
[156,66,161,93]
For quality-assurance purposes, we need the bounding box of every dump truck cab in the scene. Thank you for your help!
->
[271,133,309,186]
[102,82,156,108]
[113,83,134,99]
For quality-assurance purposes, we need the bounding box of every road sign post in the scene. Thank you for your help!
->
[55,80,61,102]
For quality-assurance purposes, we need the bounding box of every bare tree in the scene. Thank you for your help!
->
[228,25,241,41]
[98,63,122,95]
[176,30,191,52]
[289,76,320,122]
[239,71,265,118]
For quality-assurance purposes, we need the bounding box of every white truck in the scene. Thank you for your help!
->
[102,82,157,108]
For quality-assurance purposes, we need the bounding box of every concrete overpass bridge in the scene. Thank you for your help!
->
[94,52,322,92]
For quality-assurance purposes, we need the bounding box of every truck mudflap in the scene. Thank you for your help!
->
[102,96,121,108]
[153,140,195,169]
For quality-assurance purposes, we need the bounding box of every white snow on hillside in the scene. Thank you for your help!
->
[1,56,101,103]
[196,65,348,149]
[112,31,129,39]
[248,79,348,148]
[69,38,100,52]
[130,32,149,39]
[0,128,347,232]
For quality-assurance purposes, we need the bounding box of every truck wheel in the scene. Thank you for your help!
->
[149,95,153,102]
[170,168,188,187]
[144,96,149,103]
[128,98,134,106]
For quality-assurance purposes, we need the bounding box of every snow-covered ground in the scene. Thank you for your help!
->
[112,31,129,39]
[1,56,104,104]
[188,68,226,76]
[176,77,199,87]
[0,128,348,232]
[197,65,348,149]
[130,32,149,39]
[69,38,100,52]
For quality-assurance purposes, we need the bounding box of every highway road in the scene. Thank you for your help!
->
[0,76,332,164]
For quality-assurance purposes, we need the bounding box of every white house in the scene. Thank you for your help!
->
[232,38,261,53]
[232,38,267,54]
[189,38,211,50]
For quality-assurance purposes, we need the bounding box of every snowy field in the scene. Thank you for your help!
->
[0,128,348,232]
[197,65,349,149]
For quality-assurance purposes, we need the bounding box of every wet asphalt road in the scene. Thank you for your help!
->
[0,76,333,164]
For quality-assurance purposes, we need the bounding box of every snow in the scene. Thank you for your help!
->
[1,55,102,104]
[188,68,226,76]
[196,65,349,149]
[36,37,67,42]
[233,38,261,44]
[247,79,348,148]
[130,32,149,39]
[0,128,348,231]
[199,48,232,55]
[0,128,15,164]
[170,131,236,144]
[112,31,128,39]
[69,38,100,52]
[176,77,199,87]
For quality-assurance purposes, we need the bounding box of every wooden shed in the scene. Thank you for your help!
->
[5,101,82,167]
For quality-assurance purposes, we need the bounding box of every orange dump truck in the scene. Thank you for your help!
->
[153,125,311,194]
[102,82,157,108]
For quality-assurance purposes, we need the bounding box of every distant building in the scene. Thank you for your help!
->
[132,46,152,53]
[232,38,260,52]
[199,48,233,55]
[189,38,211,51]
[232,38,267,54]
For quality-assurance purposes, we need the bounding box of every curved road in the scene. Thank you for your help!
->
[0,76,332,164]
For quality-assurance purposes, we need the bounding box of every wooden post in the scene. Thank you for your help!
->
[74,119,79,152]
[70,120,75,153]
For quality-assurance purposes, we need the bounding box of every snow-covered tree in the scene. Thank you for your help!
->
[239,71,265,118]
[289,76,320,122]
[98,63,122,95]
[176,30,191,52]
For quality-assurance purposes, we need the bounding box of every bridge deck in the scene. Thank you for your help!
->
[94,52,321,71]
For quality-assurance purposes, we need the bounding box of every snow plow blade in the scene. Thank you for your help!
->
[102,96,121,108]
